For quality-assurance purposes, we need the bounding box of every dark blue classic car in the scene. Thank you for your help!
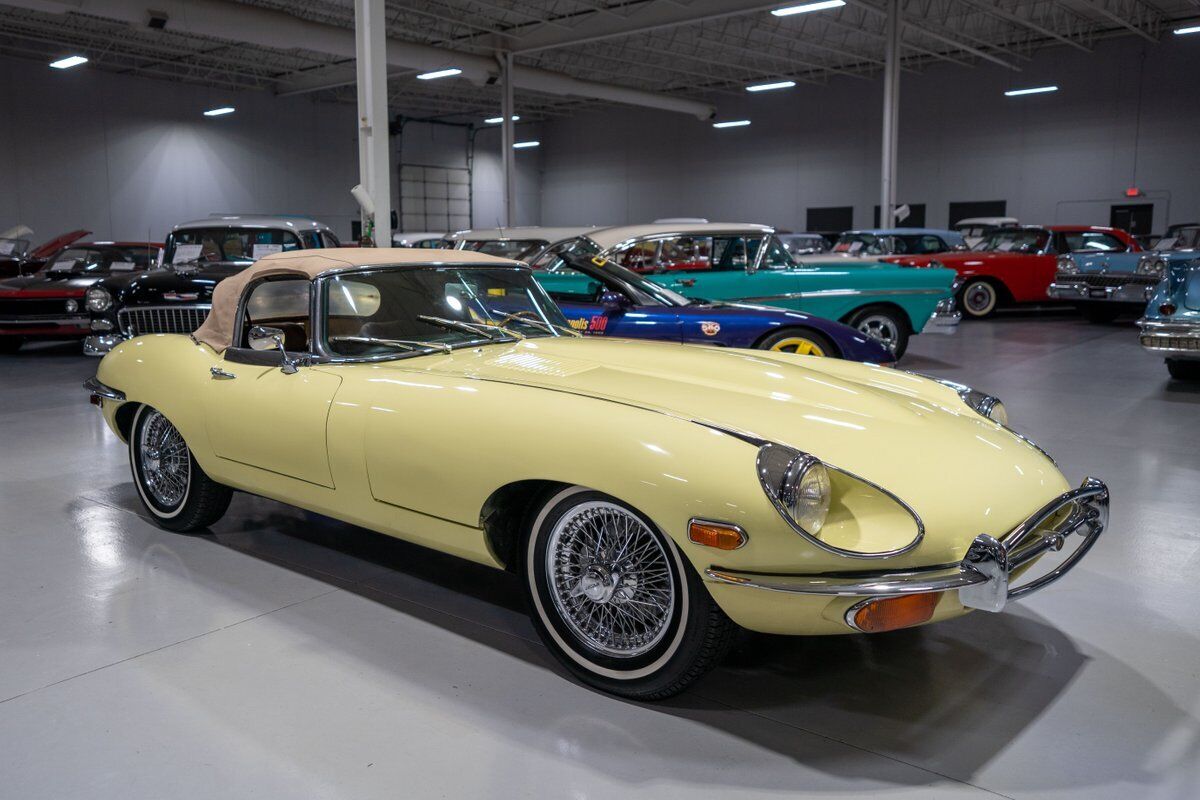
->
[535,254,895,362]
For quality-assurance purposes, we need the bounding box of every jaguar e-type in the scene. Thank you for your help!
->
[84,248,1108,699]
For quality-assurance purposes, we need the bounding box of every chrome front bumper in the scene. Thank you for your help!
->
[1138,318,1200,360]
[1048,275,1157,304]
[706,477,1108,614]
[923,298,961,335]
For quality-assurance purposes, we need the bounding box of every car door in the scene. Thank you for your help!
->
[203,277,342,488]
[652,235,791,306]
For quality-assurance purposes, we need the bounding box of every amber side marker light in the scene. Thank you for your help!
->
[688,520,747,551]
[850,592,940,633]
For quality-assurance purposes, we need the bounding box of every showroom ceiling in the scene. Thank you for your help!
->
[0,0,1195,122]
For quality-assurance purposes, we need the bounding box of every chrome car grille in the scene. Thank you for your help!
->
[1141,335,1200,351]
[1072,274,1158,288]
[118,305,211,336]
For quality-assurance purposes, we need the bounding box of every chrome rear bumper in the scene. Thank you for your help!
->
[1138,318,1200,360]
[1048,275,1157,304]
[706,477,1108,613]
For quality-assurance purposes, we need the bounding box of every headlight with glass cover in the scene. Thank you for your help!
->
[757,443,923,557]
[85,285,112,313]
[1136,254,1167,277]
[1056,254,1078,275]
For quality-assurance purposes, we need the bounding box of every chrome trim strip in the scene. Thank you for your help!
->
[705,477,1108,615]
[738,287,949,303]
[0,316,88,325]
[83,376,124,401]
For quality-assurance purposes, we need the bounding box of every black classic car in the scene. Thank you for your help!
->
[84,215,339,355]
[0,240,160,354]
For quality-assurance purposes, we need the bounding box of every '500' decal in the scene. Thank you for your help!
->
[569,316,609,334]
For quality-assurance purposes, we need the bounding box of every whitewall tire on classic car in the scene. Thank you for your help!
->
[524,487,738,699]
[959,279,999,319]
[130,405,232,532]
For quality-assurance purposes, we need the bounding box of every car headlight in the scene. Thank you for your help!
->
[85,286,112,313]
[1056,255,1078,275]
[1137,255,1167,277]
[934,378,1008,425]
[757,442,924,557]
[757,444,830,535]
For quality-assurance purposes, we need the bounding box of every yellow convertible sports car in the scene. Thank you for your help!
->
[84,248,1109,699]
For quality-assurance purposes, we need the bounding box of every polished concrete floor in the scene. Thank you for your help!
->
[1,313,1198,799]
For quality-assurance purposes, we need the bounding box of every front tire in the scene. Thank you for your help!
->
[846,305,910,359]
[130,405,232,532]
[1167,359,1200,381]
[959,278,999,319]
[523,487,737,700]
[757,327,838,358]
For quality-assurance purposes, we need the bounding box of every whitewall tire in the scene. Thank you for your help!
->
[130,405,232,532]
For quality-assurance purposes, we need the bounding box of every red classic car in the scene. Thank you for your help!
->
[0,229,91,279]
[885,225,1140,319]
[0,240,160,353]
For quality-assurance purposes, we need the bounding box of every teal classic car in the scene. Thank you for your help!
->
[1137,225,1200,380]
[565,223,960,358]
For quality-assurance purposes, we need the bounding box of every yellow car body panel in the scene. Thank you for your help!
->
[95,332,1070,635]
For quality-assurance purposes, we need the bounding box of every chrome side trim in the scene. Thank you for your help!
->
[706,477,1108,615]
[738,287,949,303]
[83,376,125,401]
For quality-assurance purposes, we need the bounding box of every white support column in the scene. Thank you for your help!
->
[354,0,391,245]
[880,0,900,228]
[500,51,517,228]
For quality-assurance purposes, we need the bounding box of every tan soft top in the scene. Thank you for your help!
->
[192,246,520,352]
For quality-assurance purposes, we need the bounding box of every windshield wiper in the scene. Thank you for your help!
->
[417,315,522,341]
[329,335,452,354]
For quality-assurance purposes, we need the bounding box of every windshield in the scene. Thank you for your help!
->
[0,238,30,259]
[834,233,949,256]
[778,234,826,255]
[1154,228,1200,251]
[461,239,547,261]
[165,227,302,265]
[530,237,601,271]
[43,246,158,275]
[324,266,572,359]
[973,229,1048,253]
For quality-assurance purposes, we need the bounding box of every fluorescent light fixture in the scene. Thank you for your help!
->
[771,1,845,17]
[1004,85,1058,97]
[203,106,236,117]
[513,140,540,149]
[49,55,88,69]
[1174,25,1200,35]
[712,119,751,129]
[484,115,521,124]
[417,68,462,80]
[746,80,797,92]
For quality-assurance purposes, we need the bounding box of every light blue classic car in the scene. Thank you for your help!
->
[1136,225,1200,380]
[1048,230,1196,322]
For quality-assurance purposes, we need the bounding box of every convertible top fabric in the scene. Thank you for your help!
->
[192,247,518,352]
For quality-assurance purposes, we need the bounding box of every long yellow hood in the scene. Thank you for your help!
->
[398,336,1069,559]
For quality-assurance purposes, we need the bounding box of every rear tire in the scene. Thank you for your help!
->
[1078,304,1122,324]
[846,305,910,359]
[757,327,839,358]
[523,487,737,700]
[0,337,23,354]
[959,278,999,319]
[1167,359,1200,381]
[130,405,232,532]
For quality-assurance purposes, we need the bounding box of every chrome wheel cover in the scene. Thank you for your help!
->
[138,410,190,509]
[546,501,675,658]
[856,314,900,351]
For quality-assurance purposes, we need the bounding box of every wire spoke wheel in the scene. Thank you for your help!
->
[138,410,190,509]
[546,501,675,658]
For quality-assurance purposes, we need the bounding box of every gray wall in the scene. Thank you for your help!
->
[0,54,361,243]
[539,36,1200,233]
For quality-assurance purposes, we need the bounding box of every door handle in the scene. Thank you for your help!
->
[210,366,237,380]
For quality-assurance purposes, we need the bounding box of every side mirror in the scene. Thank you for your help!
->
[248,325,298,374]
[598,289,628,313]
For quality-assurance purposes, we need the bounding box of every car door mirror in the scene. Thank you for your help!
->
[598,289,629,312]
[248,325,299,374]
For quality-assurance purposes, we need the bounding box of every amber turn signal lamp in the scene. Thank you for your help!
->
[1159,302,1177,316]
[688,520,747,551]
[851,592,940,633]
